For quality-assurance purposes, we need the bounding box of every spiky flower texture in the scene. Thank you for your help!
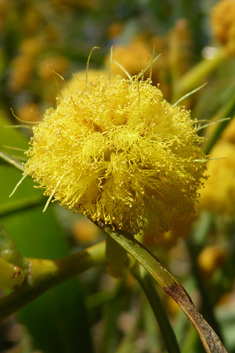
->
[25,75,207,237]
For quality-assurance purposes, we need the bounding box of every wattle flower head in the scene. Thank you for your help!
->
[24,75,207,237]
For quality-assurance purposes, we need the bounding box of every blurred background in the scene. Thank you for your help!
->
[0,0,235,352]
[0,0,218,116]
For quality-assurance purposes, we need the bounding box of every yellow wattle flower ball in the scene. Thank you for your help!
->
[24,75,207,237]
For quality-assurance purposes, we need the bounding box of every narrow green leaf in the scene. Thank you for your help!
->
[203,93,235,154]
[187,213,224,340]
[0,150,24,172]
[101,225,227,353]
[132,265,181,353]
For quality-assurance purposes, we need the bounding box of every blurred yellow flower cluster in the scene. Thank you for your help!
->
[199,137,235,215]
[198,245,226,278]
[9,38,43,93]
[24,74,207,237]
[211,0,235,55]
[104,20,192,101]
[197,115,235,215]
